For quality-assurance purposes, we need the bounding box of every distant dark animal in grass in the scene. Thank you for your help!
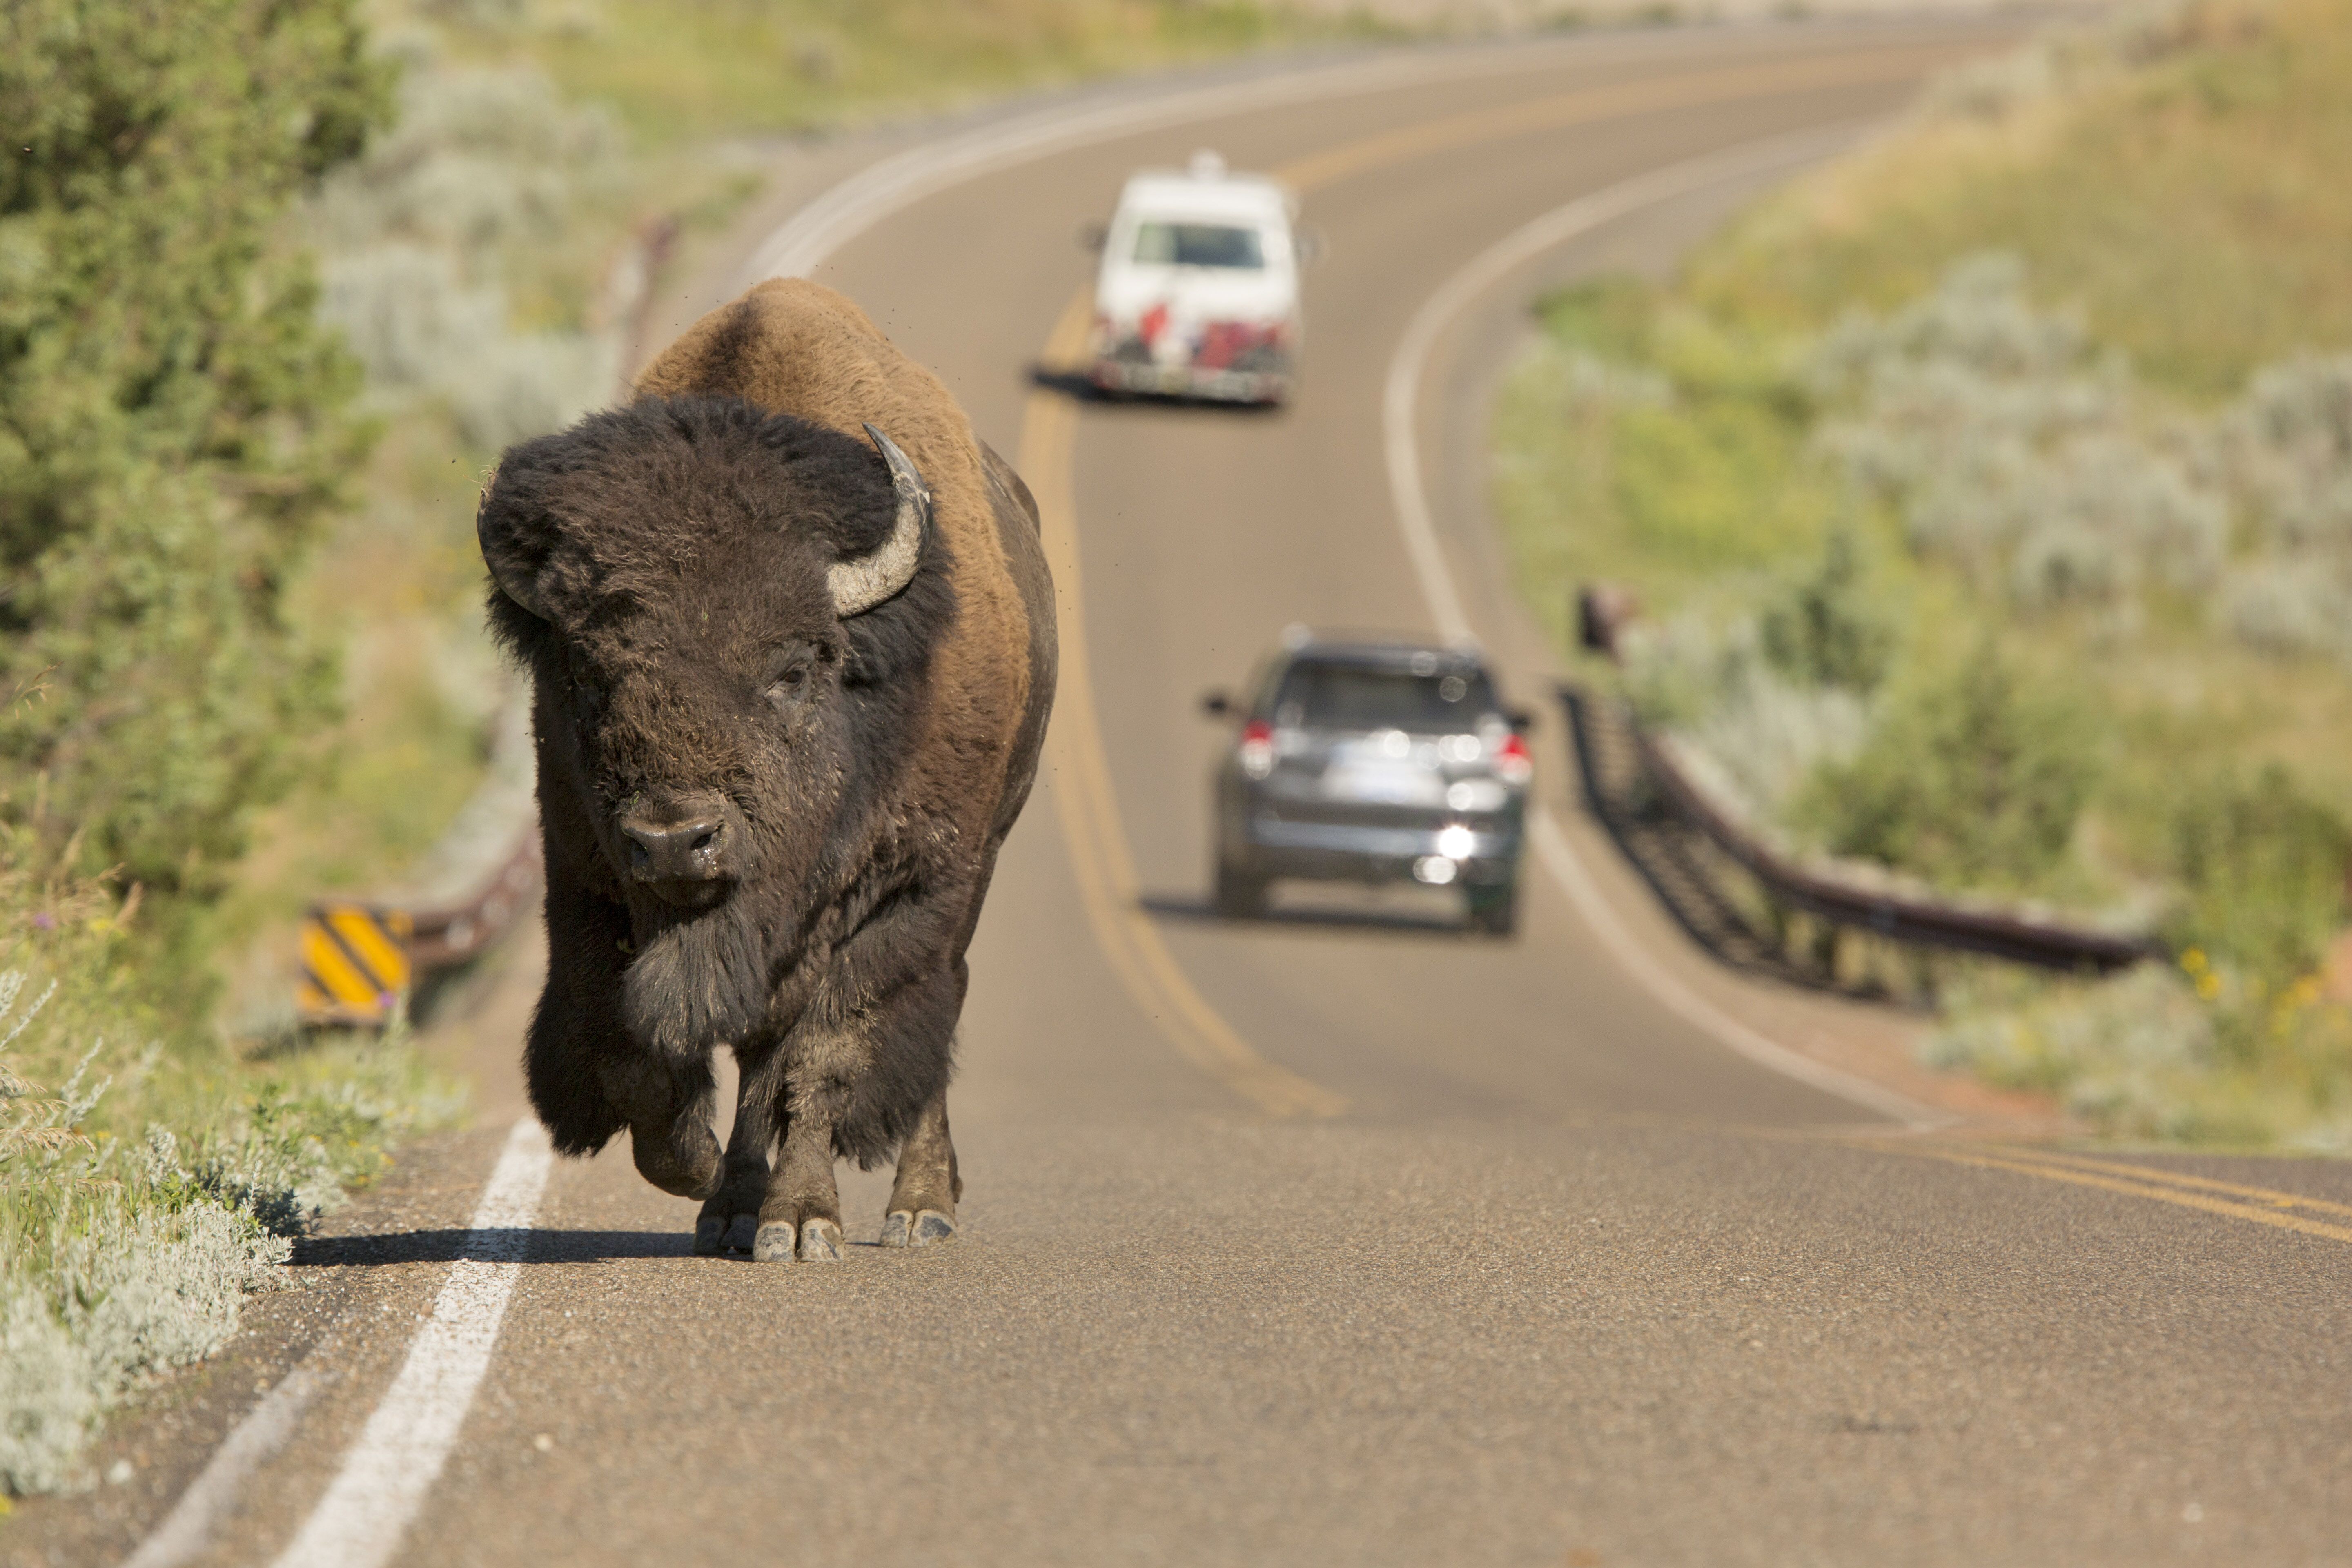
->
[475,279,1056,1261]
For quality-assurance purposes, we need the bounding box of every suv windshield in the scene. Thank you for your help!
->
[1271,662,1496,732]
[1132,221,1265,269]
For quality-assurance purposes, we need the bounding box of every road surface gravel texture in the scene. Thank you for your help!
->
[19,20,2352,1568]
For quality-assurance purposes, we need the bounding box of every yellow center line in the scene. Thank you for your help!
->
[1890,1144,2352,1247]
[1023,296,1345,1119]
[1951,1144,2352,1220]
[1020,40,1981,1119]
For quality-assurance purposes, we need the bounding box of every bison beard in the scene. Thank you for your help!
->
[621,898,771,1060]
[476,279,1056,1263]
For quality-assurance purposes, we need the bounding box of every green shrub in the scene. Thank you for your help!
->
[1760,531,1893,692]
[1798,641,2103,891]
[0,0,390,908]
[2167,764,2350,986]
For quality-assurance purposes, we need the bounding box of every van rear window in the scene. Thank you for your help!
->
[1132,222,1264,269]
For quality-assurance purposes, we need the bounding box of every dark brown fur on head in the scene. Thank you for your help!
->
[479,396,956,1069]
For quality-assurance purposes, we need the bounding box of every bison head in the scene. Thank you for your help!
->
[476,396,952,1054]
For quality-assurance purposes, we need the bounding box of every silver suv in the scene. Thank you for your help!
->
[1203,635,1532,935]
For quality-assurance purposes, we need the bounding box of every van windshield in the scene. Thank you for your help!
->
[1132,221,1264,270]
[1271,662,1497,732]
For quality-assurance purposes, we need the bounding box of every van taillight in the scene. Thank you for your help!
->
[1495,731,1532,786]
[1240,720,1275,780]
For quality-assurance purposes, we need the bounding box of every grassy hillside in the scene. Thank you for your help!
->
[1492,0,2352,1146]
[516,0,1380,148]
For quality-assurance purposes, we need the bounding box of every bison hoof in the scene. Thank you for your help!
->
[798,1218,845,1263]
[751,1217,844,1263]
[694,1212,762,1256]
[881,1209,957,1248]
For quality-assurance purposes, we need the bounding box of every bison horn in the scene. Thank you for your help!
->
[831,424,930,617]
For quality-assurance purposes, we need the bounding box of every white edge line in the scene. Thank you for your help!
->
[119,1366,327,1568]
[265,1116,553,1568]
[1378,124,1952,1132]
[129,1117,553,1568]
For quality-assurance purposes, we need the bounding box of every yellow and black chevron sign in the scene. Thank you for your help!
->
[296,904,415,1027]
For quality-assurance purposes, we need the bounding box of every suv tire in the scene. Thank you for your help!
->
[1465,880,1519,938]
[1213,854,1267,920]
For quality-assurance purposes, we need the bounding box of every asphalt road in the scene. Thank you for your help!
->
[21,20,2352,1568]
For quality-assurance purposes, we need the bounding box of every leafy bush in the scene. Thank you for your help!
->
[1760,531,1893,692]
[2167,765,2350,986]
[0,0,390,905]
[2219,353,2352,660]
[1796,641,2103,892]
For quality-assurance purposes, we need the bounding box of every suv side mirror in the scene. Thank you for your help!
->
[1506,707,1534,733]
[1078,222,1107,254]
[1200,690,1232,718]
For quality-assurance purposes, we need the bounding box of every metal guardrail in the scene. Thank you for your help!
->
[1571,585,2158,974]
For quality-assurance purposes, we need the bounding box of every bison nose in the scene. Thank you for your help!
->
[618,802,736,890]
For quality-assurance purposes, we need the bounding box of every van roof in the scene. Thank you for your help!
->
[1114,168,1293,225]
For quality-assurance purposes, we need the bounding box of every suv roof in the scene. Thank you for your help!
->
[1278,634,1486,672]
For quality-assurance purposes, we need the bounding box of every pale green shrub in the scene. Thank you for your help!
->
[1,970,456,1496]
[1927,958,2352,1148]
[1813,254,2229,610]
[310,44,624,447]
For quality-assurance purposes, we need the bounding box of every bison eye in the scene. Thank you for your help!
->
[764,657,815,713]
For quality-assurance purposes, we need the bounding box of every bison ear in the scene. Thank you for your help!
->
[476,460,555,623]
[829,424,930,618]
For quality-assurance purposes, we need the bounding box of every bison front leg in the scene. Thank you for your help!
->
[882,1085,960,1248]
[694,1054,777,1256]
[528,859,719,1200]
[752,1074,846,1264]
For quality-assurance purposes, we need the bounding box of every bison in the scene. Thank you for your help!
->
[474,279,1056,1261]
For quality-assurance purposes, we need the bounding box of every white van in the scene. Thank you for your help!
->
[1087,151,1302,405]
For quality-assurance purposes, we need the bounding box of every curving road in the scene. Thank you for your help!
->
[27,20,2352,1568]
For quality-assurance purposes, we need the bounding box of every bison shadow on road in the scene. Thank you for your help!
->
[292,1228,696,1268]
[1025,365,1287,416]
[1141,891,1472,939]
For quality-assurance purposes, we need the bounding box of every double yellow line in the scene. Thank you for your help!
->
[1023,296,1345,1119]
[1899,1142,2352,1246]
